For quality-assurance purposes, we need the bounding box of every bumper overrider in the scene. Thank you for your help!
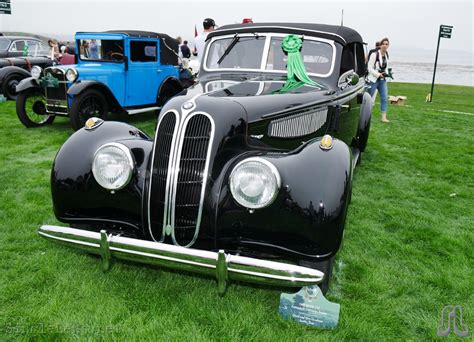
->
[38,225,324,294]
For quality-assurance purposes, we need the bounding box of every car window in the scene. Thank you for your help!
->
[0,38,10,51]
[79,39,124,62]
[206,37,266,70]
[266,37,333,76]
[130,41,157,62]
[25,40,46,56]
[9,40,25,52]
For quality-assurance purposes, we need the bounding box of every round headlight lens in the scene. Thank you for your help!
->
[229,157,281,209]
[65,68,78,82]
[92,143,134,190]
[31,66,42,79]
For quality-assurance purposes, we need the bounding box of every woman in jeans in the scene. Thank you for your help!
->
[367,37,390,122]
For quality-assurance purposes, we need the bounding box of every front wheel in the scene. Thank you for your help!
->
[2,73,23,100]
[16,89,55,128]
[69,89,108,131]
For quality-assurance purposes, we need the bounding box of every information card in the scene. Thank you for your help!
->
[279,285,340,329]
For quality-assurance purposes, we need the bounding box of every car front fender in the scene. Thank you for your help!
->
[214,137,353,259]
[51,121,153,232]
[15,76,39,93]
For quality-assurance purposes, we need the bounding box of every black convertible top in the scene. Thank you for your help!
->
[106,30,173,40]
[207,23,363,45]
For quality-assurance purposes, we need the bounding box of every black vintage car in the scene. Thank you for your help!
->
[39,23,372,294]
[0,36,52,99]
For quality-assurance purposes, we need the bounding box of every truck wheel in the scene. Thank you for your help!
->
[299,256,335,295]
[2,73,23,100]
[16,89,55,128]
[69,89,108,131]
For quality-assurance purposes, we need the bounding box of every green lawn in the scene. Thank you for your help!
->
[0,83,472,341]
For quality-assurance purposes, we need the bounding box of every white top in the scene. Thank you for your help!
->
[367,50,389,83]
[195,31,210,64]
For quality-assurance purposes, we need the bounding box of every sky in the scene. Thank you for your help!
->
[0,0,473,59]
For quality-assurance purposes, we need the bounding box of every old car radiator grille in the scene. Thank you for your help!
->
[268,108,328,138]
[148,111,214,247]
[44,67,67,102]
[148,112,177,241]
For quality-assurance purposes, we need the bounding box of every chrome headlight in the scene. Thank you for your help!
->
[92,143,134,190]
[65,68,78,82]
[229,157,281,209]
[31,66,42,79]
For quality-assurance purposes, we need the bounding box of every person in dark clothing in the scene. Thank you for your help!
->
[180,40,191,59]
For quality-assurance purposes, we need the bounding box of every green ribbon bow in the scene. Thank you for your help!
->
[281,35,316,86]
[41,73,59,88]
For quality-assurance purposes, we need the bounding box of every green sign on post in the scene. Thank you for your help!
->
[428,24,454,102]
[0,0,11,14]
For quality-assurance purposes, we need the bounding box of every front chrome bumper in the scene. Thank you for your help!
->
[38,225,324,294]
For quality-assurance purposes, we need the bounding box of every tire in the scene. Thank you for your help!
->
[2,73,24,100]
[69,89,108,131]
[157,81,183,107]
[299,256,335,295]
[16,88,55,128]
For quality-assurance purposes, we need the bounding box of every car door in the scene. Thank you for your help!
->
[333,43,363,147]
[125,39,163,107]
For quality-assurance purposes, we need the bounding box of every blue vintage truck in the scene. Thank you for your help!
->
[15,31,186,130]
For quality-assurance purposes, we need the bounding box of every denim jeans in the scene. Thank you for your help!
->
[368,79,388,112]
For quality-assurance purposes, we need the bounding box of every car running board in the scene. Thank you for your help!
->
[126,106,161,115]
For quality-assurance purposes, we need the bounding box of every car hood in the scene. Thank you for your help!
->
[176,75,334,122]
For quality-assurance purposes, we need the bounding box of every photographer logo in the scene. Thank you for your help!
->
[437,305,469,337]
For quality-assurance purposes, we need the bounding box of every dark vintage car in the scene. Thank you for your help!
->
[0,36,49,58]
[0,36,53,100]
[39,23,372,294]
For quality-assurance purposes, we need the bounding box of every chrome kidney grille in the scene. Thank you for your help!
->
[268,108,328,138]
[148,110,214,247]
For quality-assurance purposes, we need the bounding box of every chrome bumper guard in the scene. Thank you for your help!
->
[38,225,324,294]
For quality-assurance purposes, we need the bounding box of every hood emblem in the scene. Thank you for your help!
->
[182,101,195,110]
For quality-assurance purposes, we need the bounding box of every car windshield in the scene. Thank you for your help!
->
[78,39,124,62]
[205,34,334,77]
[0,38,11,51]
[206,36,266,70]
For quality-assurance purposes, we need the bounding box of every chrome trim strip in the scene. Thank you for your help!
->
[147,110,179,242]
[162,111,181,240]
[39,225,324,291]
[209,25,346,44]
[170,112,215,247]
[126,106,161,115]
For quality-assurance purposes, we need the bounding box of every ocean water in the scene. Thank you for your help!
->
[386,48,473,86]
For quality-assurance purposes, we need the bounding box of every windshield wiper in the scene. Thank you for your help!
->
[217,34,240,65]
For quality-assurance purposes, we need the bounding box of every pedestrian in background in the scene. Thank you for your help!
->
[48,39,60,61]
[195,18,216,63]
[367,37,391,123]
[181,40,191,59]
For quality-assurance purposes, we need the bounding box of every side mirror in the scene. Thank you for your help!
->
[350,73,359,86]
[337,69,359,89]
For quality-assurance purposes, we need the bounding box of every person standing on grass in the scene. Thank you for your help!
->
[367,37,391,123]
